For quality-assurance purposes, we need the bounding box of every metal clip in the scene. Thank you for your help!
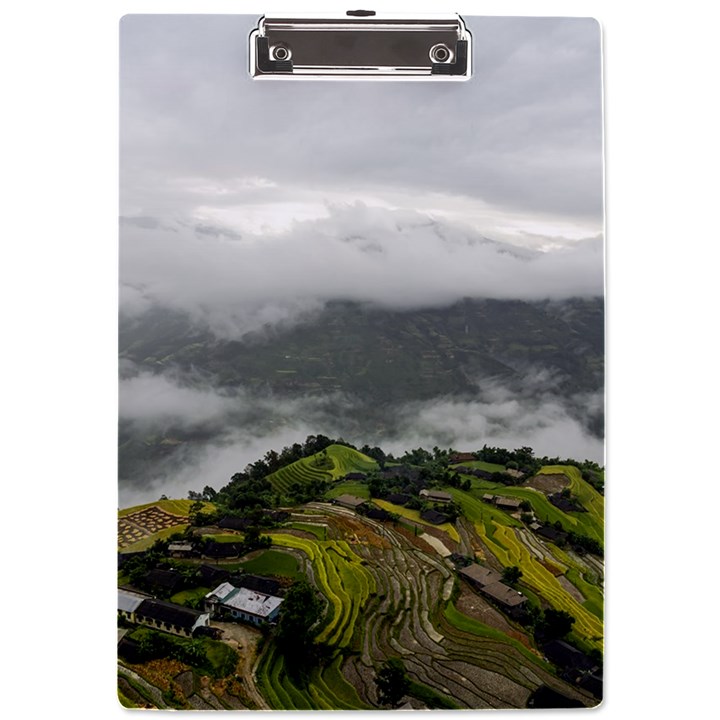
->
[250,11,471,79]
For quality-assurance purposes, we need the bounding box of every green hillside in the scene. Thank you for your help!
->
[266,444,377,494]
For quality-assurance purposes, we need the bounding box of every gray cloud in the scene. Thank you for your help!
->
[120,15,602,229]
[118,368,603,507]
[120,204,602,339]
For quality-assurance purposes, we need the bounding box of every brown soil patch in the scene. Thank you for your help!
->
[327,514,391,548]
[455,585,534,650]
[524,474,569,495]
[538,558,564,576]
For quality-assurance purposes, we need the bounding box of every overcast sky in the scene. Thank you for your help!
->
[120,15,603,332]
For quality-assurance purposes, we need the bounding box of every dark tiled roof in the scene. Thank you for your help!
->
[136,599,204,629]
[542,640,596,671]
[481,581,527,608]
[203,541,244,558]
[344,472,367,480]
[537,526,568,543]
[495,497,522,509]
[459,564,502,587]
[420,509,450,525]
[198,564,230,585]
[386,493,411,505]
[235,574,282,596]
[145,568,184,593]
[366,507,392,521]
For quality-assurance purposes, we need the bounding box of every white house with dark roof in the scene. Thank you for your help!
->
[118,588,149,624]
[205,582,284,626]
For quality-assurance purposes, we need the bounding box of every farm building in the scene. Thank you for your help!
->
[144,568,185,596]
[420,509,450,525]
[458,563,502,589]
[343,472,367,480]
[198,564,231,587]
[419,489,452,504]
[333,494,368,511]
[118,588,151,623]
[480,582,528,616]
[482,494,496,503]
[167,542,195,558]
[494,497,522,511]
[386,493,411,506]
[366,506,392,521]
[205,582,283,626]
[133,598,210,638]
[234,573,282,596]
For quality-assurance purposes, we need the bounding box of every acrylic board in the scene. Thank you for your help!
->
[118,13,604,710]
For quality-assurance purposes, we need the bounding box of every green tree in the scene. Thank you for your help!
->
[501,565,523,586]
[375,658,410,707]
[275,580,324,658]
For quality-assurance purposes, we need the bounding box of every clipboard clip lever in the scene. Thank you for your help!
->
[250,12,471,79]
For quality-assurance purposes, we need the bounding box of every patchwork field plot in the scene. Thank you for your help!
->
[118,506,188,550]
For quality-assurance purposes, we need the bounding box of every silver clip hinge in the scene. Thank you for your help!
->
[250,11,472,79]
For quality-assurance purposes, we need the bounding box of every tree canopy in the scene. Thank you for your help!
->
[375,658,410,707]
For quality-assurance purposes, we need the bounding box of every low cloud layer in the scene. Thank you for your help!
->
[120,204,602,340]
[118,368,603,507]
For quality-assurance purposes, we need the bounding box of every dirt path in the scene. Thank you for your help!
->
[212,621,269,710]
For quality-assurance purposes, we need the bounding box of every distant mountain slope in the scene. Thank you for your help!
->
[120,297,603,402]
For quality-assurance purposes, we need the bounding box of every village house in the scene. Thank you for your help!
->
[482,494,496,503]
[205,582,283,626]
[234,573,283,596]
[494,497,522,512]
[458,563,502,590]
[419,489,452,504]
[480,581,528,617]
[457,563,527,617]
[420,508,450,525]
[167,542,195,558]
[132,598,210,638]
[144,567,185,596]
[332,494,368,511]
[118,588,151,624]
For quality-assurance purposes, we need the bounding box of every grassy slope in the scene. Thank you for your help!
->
[118,499,215,517]
[373,498,461,543]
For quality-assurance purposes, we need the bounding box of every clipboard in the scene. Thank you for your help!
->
[118,10,604,710]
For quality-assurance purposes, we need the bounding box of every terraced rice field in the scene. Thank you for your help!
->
[446,486,603,649]
[266,445,377,495]
[255,505,598,709]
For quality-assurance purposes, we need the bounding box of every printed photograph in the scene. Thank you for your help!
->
[118,14,604,709]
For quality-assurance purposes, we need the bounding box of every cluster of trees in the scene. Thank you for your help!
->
[475,445,540,474]
[522,605,577,641]
[120,538,198,598]
[273,580,327,678]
